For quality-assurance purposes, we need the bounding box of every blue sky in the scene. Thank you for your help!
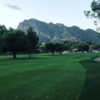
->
[0,0,94,29]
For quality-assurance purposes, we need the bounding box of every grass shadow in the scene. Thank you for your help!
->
[0,54,54,64]
[79,57,100,100]
[0,56,40,64]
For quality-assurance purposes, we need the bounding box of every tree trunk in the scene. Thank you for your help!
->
[12,52,16,59]
[28,54,32,59]
[59,52,63,55]
[52,51,56,56]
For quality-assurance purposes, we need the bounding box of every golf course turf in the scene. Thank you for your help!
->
[0,53,100,100]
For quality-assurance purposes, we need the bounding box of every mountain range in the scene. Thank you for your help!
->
[18,18,100,42]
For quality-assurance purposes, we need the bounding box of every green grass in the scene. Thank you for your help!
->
[0,53,100,100]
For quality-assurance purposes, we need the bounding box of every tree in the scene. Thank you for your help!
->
[84,0,100,29]
[45,43,56,55]
[3,29,29,59]
[27,27,39,49]
[27,27,39,58]
[55,43,65,54]
[64,40,73,51]
[45,42,65,55]
[0,25,8,54]
[93,43,100,50]
[0,25,8,35]
[78,42,89,52]
[70,41,90,52]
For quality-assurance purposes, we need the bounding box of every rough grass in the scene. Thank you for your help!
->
[0,53,100,100]
[80,54,100,100]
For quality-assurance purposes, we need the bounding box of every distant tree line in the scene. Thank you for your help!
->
[40,40,95,55]
[40,40,100,55]
[1,24,100,58]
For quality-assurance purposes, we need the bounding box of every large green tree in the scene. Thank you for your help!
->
[0,25,8,53]
[27,27,39,50]
[0,26,39,58]
[27,27,39,58]
[3,29,29,59]
[45,42,65,55]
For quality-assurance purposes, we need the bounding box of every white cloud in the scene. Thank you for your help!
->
[5,4,22,11]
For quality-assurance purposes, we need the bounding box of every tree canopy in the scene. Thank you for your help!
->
[84,0,100,26]
[0,26,39,59]
[3,29,29,59]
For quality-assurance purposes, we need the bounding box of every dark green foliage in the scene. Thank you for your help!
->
[45,43,57,55]
[26,27,39,58]
[3,29,29,59]
[0,26,39,59]
[64,40,72,50]
[0,25,8,35]
[45,42,65,55]
[0,38,3,53]
[0,25,8,53]
[93,43,100,50]
[65,41,90,52]
[44,41,92,53]
[78,42,89,52]
[55,43,65,54]
[91,0,100,12]
[27,27,39,50]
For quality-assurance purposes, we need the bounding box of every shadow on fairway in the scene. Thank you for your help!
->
[0,55,54,64]
[0,57,39,62]
[79,58,100,100]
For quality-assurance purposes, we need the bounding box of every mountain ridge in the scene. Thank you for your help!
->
[18,18,100,42]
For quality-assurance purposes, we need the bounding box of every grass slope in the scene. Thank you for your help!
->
[0,53,100,100]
